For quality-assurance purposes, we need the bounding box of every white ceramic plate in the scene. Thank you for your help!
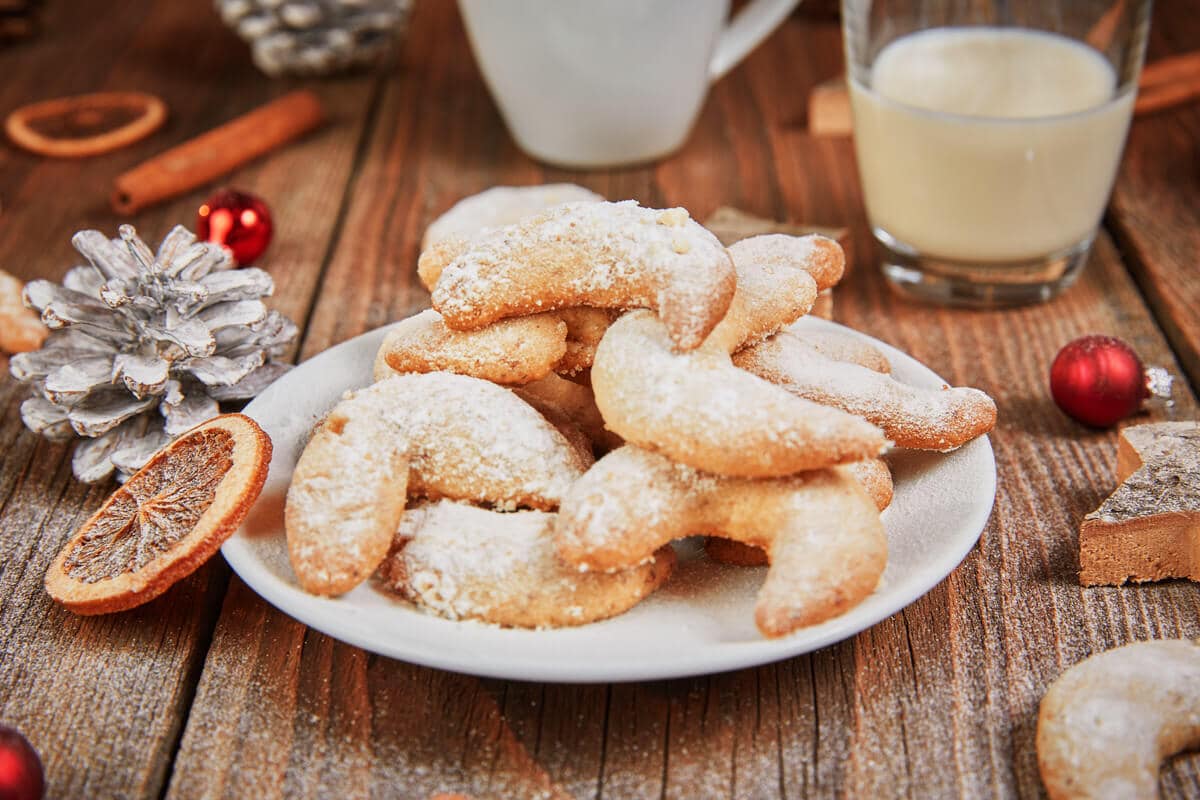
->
[224,317,996,683]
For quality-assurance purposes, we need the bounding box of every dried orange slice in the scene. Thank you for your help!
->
[45,413,271,614]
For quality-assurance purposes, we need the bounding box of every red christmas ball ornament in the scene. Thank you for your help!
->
[0,725,44,800]
[197,189,273,266]
[1049,335,1164,427]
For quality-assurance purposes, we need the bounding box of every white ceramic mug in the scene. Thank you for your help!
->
[457,0,801,168]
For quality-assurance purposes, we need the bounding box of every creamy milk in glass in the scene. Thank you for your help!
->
[850,27,1135,263]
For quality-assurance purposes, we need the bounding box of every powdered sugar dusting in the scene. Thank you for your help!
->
[421,184,604,251]
[735,331,996,451]
[727,233,843,291]
[285,373,589,592]
[378,499,672,627]
[431,201,735,349]
[591,311,886,477]
[352,373,587,507]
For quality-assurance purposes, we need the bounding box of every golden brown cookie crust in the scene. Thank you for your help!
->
[286,373,590,596]
[430,201,736,351]
[556,446,886,637]
[735,331,996,451]
[373,309,568,385]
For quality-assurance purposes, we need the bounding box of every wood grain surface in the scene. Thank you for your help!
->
[1109,1,1200,389]
[0,1,1197,798]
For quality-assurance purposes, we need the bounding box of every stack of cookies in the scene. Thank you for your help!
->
[284,190,997,638]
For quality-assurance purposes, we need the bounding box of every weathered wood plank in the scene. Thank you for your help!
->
[1108,0,1200,389]
[0,0,377,796]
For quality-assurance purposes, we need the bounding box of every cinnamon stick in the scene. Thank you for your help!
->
[1138,50,1200,89]
[112,90,325,214]
[1134,50,1200,117]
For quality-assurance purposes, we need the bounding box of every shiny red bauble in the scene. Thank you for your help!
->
[0,725,44,800]
[1050,335,1148,428]
[196,189,273,266]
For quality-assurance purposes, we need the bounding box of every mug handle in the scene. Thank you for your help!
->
[709,0,804,82]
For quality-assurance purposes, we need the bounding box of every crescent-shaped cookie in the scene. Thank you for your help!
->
[379,499,674,628]
[706,457,893,567]
[372,309,568,385]
[421,183,604,253]
[1037,638,1200,800]
[515,372,623,454]
[430,201,736,351]
[555,446,887,637]
[734,331,996,451]
[592,310,886,477]
[286,373,590,596]
[788,326,892,373]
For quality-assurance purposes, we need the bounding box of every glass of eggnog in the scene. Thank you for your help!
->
[843,0,1150,306]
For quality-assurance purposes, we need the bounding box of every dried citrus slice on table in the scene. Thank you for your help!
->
[45,414,271,614]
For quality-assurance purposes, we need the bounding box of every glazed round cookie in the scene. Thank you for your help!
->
[286,373,590,596]
[379,499,675,628]
[734,331,997,451]
[1037,638,1200,800]
[705,458,894,567]
[430,201,736,351]
[421,183,604,253]
[373,309,567,385]
[592,311,886,477]
[555,446,887,638]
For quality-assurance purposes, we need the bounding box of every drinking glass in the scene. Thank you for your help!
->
[842,0,1151,307]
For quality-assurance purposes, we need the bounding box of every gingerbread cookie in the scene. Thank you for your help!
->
[286,373,590,596]
[734,331,996,451]
[556,446,887,637]
[430,201,736,351]
[1037,638,1200,800]
[379,499,674,628]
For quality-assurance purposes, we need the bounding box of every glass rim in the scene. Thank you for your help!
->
[848,76,1138,126]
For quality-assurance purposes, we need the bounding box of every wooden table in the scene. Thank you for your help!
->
[2,2,1198,797]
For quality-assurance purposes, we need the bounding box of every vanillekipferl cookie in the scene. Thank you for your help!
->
[285,373,590,596]
[555,446,887,638]
[379,499,674,628]
[429,201,737,351]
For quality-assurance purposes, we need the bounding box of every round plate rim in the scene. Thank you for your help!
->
[223,317,997,683]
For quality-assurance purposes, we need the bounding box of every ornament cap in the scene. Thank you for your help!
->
[1145,366,1175,406]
